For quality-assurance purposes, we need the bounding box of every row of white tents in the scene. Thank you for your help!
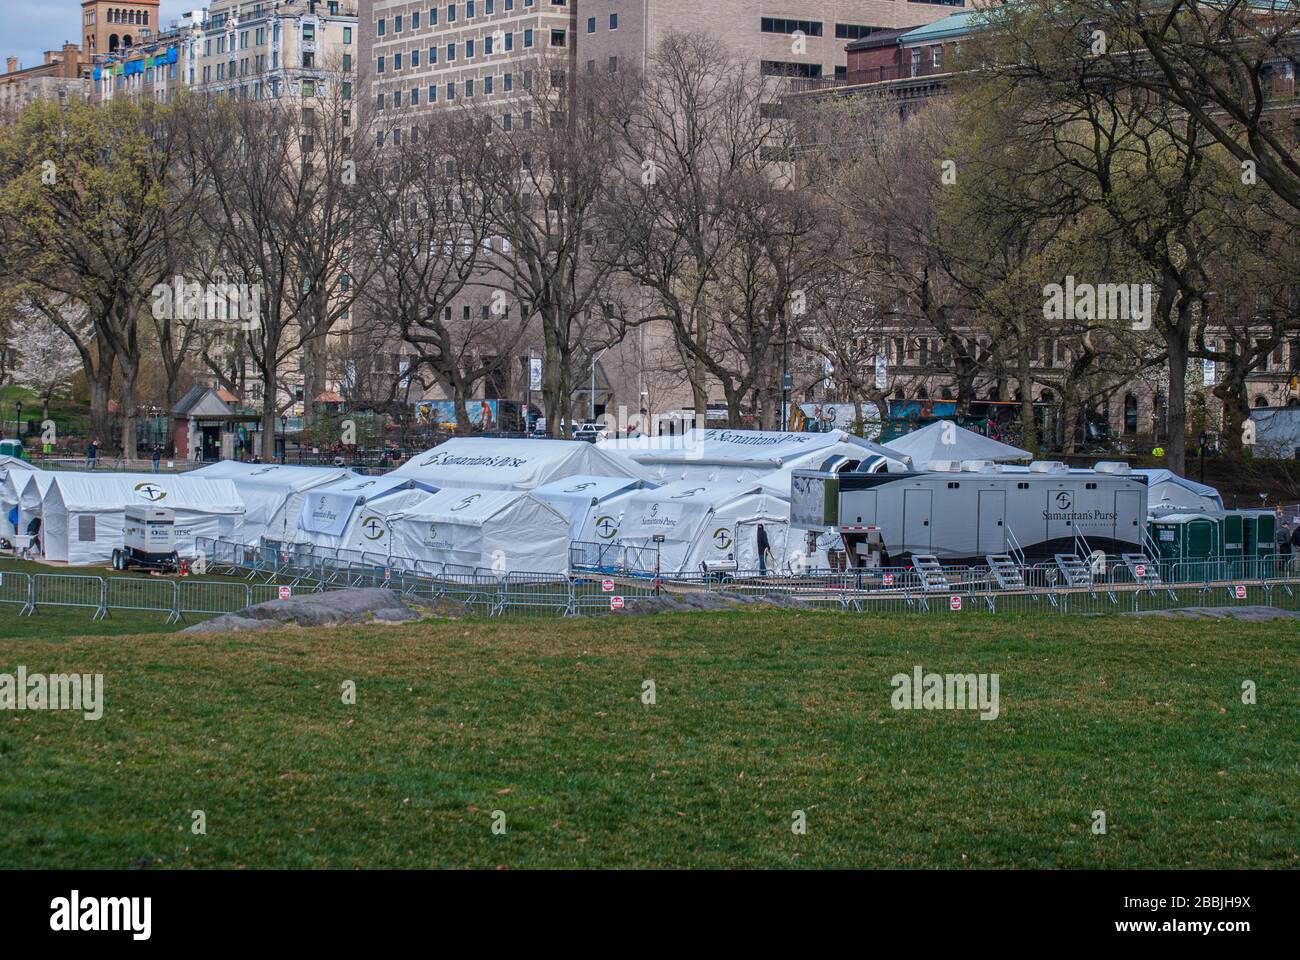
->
[4,422,1221,575]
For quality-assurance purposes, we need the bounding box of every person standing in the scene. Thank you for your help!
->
[151,444,162,473]
[86,438,99,470]
[756,523,771,576]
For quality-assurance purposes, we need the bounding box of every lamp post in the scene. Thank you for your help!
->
[14,400,22,439]
[280,415,288,464]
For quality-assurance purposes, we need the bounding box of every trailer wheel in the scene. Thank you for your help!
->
[111,549,124,571]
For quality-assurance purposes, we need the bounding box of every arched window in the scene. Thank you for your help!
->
[940,388,953,401]
[916,387,928,400]
[1040,389,1053,403]
[1253,395,1268,408]
[109,33,120,51]
[1123,394,1138,434]
[123,34,133,47]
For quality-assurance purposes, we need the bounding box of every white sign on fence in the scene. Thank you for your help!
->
[601,578,615,592]
[1234,584,1247,599]
[278,586,292,601]
[950,596,962,611]
[610,595,625,611]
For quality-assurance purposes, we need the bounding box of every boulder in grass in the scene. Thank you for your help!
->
[183,587,420,633]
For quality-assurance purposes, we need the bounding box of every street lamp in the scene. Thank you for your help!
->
[14,400,22,439]
[280,415,289,464]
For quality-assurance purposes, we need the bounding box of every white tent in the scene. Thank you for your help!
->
[335,488,438,561]
[597,428,910,485]
[1136,469,1224,516]
[39,472,244,565]
[1,458,42,537]
[883,420,1032,464]
[391,437,640,491]
[13,471,55,538]
[188,462,355,543]
[387,487,571,574]
[295,474,436,550]
[531,474,650,539]
[614,479,796,575]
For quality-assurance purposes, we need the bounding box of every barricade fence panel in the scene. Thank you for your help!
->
[8,537,1300,623]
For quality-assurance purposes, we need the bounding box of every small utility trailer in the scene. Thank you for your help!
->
[113,505,180,572]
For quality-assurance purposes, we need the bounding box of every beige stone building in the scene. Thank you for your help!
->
[0,44,90,125]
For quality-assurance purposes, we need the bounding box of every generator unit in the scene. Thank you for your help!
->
[114,505,179,572]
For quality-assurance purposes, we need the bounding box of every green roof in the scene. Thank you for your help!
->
[898,9,981,45]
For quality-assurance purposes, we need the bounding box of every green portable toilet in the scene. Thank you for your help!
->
[1221,512,1244,561]
[1149,513,1220,580]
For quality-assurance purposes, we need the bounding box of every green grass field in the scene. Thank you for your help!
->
[0,609,1295,869]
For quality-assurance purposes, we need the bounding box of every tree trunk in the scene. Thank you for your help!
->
[1164,328,1189,476]
[262,368,279,462]
[120,355,140,461]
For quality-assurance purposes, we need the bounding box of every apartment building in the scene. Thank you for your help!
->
[0,45,90,124]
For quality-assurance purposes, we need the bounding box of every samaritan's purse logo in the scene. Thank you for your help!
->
[361,515,386,540]
[1055,490,1073,511]
[450,494,480,512]
[133,482,166,502]
[594,515,618,539]
[712,527,732,549]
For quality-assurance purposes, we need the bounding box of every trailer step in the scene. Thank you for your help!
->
[1054,553,1094,588]
[986,554,1025,590]
[1122,553,1163,585]
[911,554,951,593]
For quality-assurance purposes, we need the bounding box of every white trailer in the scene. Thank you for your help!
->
[792,460,1149,567]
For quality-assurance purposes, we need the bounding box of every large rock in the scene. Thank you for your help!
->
[183,587,421,633]
[1125,605,1300,622]
[614,590,818,616]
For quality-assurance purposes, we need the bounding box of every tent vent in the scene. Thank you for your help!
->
[960,460,999,473]
[78,515,96,542]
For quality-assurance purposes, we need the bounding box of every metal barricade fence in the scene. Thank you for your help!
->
[0,571,33,614]
[179,580,252,618]
[33,574,108,619]
[104,577,179,623]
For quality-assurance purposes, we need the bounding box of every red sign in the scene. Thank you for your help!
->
[949,596,962,611]
[278,586,292,601]
[1235,585,1247,599]
[384,567,392,582]
[601,578,615,592]
[1135,564,1146,577]
[610,595,625,611]
[882,573,894,586]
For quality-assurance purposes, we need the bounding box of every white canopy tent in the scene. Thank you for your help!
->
[597,428,910,485]
[614,479,797,575]
[335,488,438,560]
[14,471,55,538]
[884,420,1032,464]
[1,458,43,537]
[1136,469,1224,516]
[391,437,639,491]
[530,474,649,539]
[39,472,244,565]
[387,487,571,574]
[188,462,355,543]
[295,474,437,550]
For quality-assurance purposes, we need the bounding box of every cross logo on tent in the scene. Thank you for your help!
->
[362,516,385,540]
[595,515,618,539]
[713,527,732,549]
[133,482,167,502]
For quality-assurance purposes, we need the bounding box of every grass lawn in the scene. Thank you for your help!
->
[0,609,1295,869]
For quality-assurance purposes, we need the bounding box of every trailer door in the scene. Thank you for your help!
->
[1113,489,1143,551]
[977,490,1006,556]
[903,489,932,554]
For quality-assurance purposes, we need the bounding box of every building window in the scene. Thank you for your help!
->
[760,61,822,79]
[610,13,618,29]
[587,16,595,33]
[377,18,385,36]
[835,23,877,40]
[760,17,824,37]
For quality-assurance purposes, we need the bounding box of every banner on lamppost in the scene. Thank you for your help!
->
[874,355,888,390]
[529,357,543,392]
[1202,358,1215,386]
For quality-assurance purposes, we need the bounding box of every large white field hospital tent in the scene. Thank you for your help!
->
[387,487,571,574]
[614,479,801,575]
[392,437,639,491]
[295,474,437,551]
[39,473,244,565]
[597,428,911,484]
[1137,469,1224,516]
[188,462,354,543]
[883,420,1032,464]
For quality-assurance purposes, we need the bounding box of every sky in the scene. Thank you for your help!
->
[4,1,193,73]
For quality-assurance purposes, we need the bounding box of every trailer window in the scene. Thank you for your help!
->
[78,516,96,541]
